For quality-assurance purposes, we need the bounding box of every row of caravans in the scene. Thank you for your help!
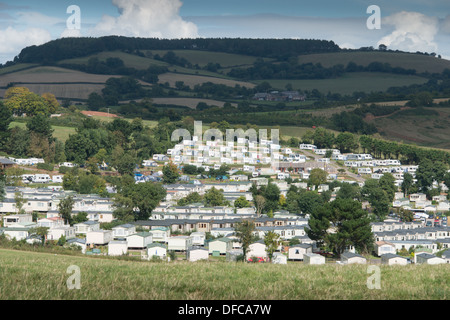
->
[22,174,63,184]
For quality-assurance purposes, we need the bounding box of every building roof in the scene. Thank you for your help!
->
[341,252,366,260]
[381,253,407,260]
[290,244,312,249]
[128,232,152,238]
[147,243,166,249]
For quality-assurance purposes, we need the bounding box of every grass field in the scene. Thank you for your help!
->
[0,249,448,300]
[147,49,270,68]
[255,72,428,95]
[0,66,126,100]
[158,72,256,89]
[9,121,77,142]
[368,107,450,149]
[297,51,450,74]
[0,63,39,76]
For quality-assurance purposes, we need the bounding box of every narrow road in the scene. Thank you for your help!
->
[297,149,365,183]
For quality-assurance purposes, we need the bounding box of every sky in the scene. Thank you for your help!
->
[1,0,450,63]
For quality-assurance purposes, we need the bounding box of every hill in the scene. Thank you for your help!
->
[0,249,448,300]
[1,37,450,150]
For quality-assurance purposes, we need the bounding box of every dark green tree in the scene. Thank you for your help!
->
[58,196,75,225]
[234,219,256,260]
[305,198,373,256]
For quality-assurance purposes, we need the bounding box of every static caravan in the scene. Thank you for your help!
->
[47,226,76,241]
[246,241,267,260]
[272,253,287,264]
[303,253,326,265]
[186,246,209,262]
[415,253,445,265]
[190,231,206,246]
[86,230,113,246]
[358,168,372,174]
[168,236,192,251]
[112,224,136,239]
[381,253,408,265]
[340,252,367,264]
[209,237,233,255]
[147,243,167,260]
[288,244,313,261]
[32,174,51,183]
[108,240,128,256]
[126,232,152,249]
[52,175,64,183]
[299,144,317,150]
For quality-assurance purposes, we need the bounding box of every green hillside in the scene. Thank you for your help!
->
[297,51,450,74]
[255,72,428,95]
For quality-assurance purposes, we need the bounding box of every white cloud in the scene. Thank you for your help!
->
[441,15,450,34]
[92,0,198,38]
[60,28,82,38]
[378,11,439,53]
[0,26,51,63]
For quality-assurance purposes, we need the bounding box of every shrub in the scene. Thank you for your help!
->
[37,163,54,171]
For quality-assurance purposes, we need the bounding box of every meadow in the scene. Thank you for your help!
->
[255,72,428,95]
[0,249,448,300]
[296,51,450,74]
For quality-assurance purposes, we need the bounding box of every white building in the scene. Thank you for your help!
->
[147,243,167,260]
[108,240,128,256]
[126,232,153,249]
[86,230,113,245]
[288,244,313,261]
[186,246,209,262]
[303,253,326,265]
[168,236,192,251]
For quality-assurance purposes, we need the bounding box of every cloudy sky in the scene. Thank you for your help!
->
[1,0,450,63]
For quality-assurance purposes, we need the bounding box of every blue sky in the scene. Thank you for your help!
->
[1,0,450,63]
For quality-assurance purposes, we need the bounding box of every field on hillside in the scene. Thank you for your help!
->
[0,63,39,76]
[256,72,428,95]
[0,66,128,99]
[151,97,238,109]
[158,72,255,89]
[368,107,450,149]
[147,49,271,68]
[9,121,77,142]
[0,249,448,300]
[297,51,450,74]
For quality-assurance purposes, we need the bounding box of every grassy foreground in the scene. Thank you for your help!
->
[0,249,448,300]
